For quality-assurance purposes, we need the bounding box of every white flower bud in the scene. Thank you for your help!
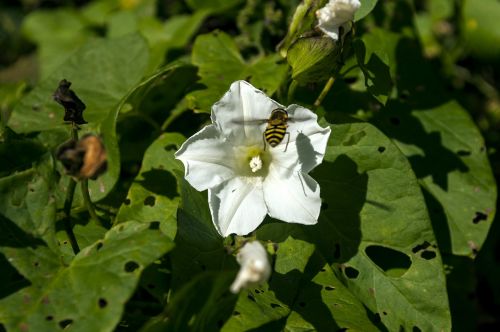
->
[230,241,271,293]
[316,0,361,40]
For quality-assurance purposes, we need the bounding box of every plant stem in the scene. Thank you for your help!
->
[287,80,299,105]
[63,123,80,254]
[81,179,102,226]
[313,76,335,110]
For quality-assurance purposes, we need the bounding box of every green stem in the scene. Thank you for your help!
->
[63,178,80,254]
[287,80,299,105]
[313,76,335,110]
[81,179,102,226]
[63,123,81,254]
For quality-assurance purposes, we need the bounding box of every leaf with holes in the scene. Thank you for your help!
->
[375,101,497,256]
[0,221,173,332]
[0,155,59,251]
[223,233,379,331]
[305,116,451,331]
[7,33,150,202]
[188,31,288,112]
[116,133,185,240]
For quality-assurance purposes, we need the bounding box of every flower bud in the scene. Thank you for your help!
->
[287,36,341,84]
[230,241,271,294]
[56,134,107,180]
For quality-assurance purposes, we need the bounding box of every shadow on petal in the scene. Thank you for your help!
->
[296,132,323,173]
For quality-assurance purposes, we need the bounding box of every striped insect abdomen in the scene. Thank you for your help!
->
[264,124,287,147]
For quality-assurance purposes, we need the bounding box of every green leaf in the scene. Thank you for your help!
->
[8,33,149,133]
[355,28,399,104]
[189,31,288,112]
[309,117,451,331]
[21,9,95,79]
[223,233,378,331]
[116,133,185,240]
[8,33,150,201]
[0,156,59,251]
[354,0,378,22]
[375,101,497,256]
[0,221,174,332]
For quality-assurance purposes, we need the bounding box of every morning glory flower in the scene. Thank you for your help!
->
[230,241,271,294]
[175,80,331,237]
[316,0,361,41]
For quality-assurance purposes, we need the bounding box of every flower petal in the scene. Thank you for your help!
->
[209,177,267,236]
[270,104,331,174]
[212,80,283,146]
[263,167,321,225]
[175,125,236,191]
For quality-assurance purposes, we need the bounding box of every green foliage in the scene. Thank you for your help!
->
[189,31,287,112]
[0,0,498,331]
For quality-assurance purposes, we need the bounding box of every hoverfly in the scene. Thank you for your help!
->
[233,108,307,152]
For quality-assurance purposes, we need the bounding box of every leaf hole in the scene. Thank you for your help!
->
[164,144,177,151]
[58,319,73,329]
[247,294,256,302]
[420,250,436,260]
[144,195,156,207]
[63,241,68,245]
[254,289,261,294]
[383,311,387,315]
[46,315,54,321]
[365,245,411,277]
[378,146,386,153]
[344,266,359,279]
[149,221,160,230]
[472,212,487,224]
[324,286,335,291]
[389,117,400,125]
[98,298,107,308]
[96,242,103,251]
[124,261,140,273]
[412,241,430,253]
[457,150,471,156]
[270,303,281,308]
[34,261,39,267]
[124,198,131,205]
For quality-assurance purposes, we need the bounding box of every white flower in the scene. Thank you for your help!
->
[175,80,331,237]
[316,0,361,41]
[230,241,271,293]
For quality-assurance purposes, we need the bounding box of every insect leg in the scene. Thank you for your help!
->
[283,132,291,152]
[262,131,267,151]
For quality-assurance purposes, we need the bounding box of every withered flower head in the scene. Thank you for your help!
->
[56,135,107,180]
[53,79,87,125]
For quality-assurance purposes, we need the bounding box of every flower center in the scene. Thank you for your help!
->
[249,156,263,173]
[234,145,271,178]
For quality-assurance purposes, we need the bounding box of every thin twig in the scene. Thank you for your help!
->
[313,76,335,110]
[81,179,102,226]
